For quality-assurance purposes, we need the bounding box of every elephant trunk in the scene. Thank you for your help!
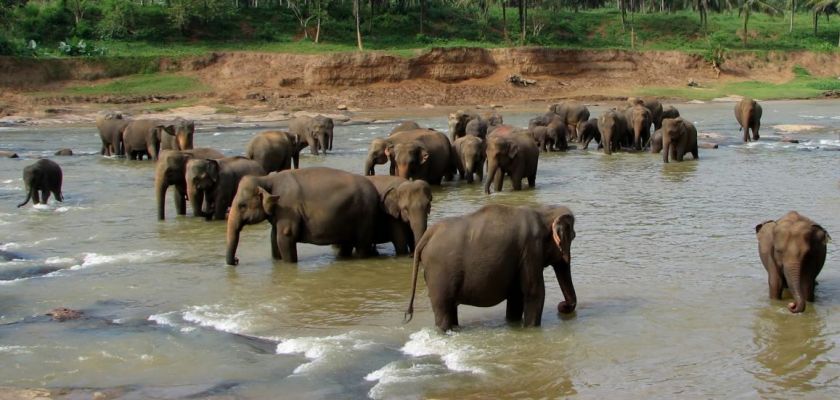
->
[226,211,243,266]
[408,215,427,252]
[319,132,329,154]
[365,157,375,176]
[464,157,475,183]
[396,163,411,180]
[156,177,167,220]
[662,141,671,163]
[603,132,612,155]
[485,160,498,194]
[187,181,206,218]
[634,125,643,151]
[783,263,806,313]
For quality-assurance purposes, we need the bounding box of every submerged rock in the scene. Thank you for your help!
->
[54,148,73,156]
[47,308,84,322]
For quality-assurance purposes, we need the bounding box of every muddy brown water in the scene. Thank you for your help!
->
[0,100,839,399]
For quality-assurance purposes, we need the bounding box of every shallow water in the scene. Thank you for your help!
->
[0,100,838,399]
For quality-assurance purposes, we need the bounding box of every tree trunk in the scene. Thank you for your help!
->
[518,0,525,44]
[789,0,794,33]
[355,0,363,50]
[502,2,507,40]
[420,0,426,35]
[743,11,749,47]
[315,0,321,43]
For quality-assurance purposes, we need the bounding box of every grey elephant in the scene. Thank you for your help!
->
[405,204,577,331]
[452,135,486,183]
[186,157,266,221]
[662,105,680,120]
[649,129,663,153]
[245,130,308,172]
[661,117,698,163]
[155,148,224,220]
[95,112,129,156]
[390,121,421,135]
[548,101,590,141]
[597,110,630,155]
[17,159,63,208]
[226,167,380,265]
[485,130,539,194]
[627,97,664,130]
[367,129,453,185]
[735,98,762,142]
[448,110,480,141]
[756,211,830,313]
[366,176,432,255]
[578,118,601,150]
[289,115,334,155]
[159,118,196,152]
[122,120,176,160]
[624,104,653,150]
[529,119,568,152]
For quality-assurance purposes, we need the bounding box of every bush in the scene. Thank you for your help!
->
[58,38,106,56]
[98,0,137,40]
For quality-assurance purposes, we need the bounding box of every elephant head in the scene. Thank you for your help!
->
[547,120,569,151]
[382,180,432,247]
[483,111,504,127]
[465,118,488,138]
[365,138,392,176]
[171,118,195,150]
[597,110,627,155]
[457,136,486,183]
[485,135,518,194]
[392,141,429,180]
[226,175,275,265]
[626,104,653,150]
[660,117,694,163]
[538,206,577,313]
[185,158,220,218]
[448,110,476,140]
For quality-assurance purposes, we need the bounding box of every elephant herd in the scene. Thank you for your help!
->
[10,96,830,331]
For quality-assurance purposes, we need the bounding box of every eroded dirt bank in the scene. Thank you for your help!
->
[2,47,840,122]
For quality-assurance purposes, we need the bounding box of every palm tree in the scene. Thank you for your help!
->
[808,0,839,44]
[738,0,783,46]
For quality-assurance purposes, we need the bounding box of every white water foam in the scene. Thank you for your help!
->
[275,332,377,374]
[400,328,486,375]
[0,345,33,355]
[0,237,56,251]
[45,257,75,265]
[71,250,176,270]
[181,304,253,335]
[366,362,449,400]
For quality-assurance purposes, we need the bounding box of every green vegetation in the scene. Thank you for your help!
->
[58,73,208,96]
[639,66,840,100]
[1,1,840,57]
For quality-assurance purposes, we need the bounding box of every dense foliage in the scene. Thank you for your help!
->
[0,0,839,56]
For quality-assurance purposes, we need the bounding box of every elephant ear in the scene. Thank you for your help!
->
[206,159,221,184]
[384,144,394,159]
[551,214,576,249]
[508,142,519,159]
[381,186,400,218]
[420,148,430,164]
[755,220,775,235]
[813,224,831,245]
[258,187,279,215]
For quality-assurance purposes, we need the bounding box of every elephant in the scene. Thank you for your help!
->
[155,148,224,220]
[159,118,195,152]
[485,130,539,194]
[755,211,830,313]
[95,112,129,156]
[662,105,680,120]
[735,98,762,142]
[578,118,601,150]
[448,110,480,141]
[122,119,177,160]
[289,115,334,155]
[0,150,19,158]
[529,120,569,152]
[225,167,380,265]
[54,149,73,156]
[186,157,266,221]
[627,97,664,130]
[17,159,63,208]
[367,129,453,184]
[452,135,486,183]
[661,117,699,163]
[649,129,663,153]
[597,110,631,155]
[548,101,590,141]
[404,204,577,331]
[624,104,653,150]
[390,121,421,135]
[366,176,432,255]
[465,118,488,139]
[245,130,308,172]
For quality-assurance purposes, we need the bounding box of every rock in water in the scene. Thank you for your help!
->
[47,308,84,322]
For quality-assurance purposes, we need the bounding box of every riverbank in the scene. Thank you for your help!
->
[2,48,840,127]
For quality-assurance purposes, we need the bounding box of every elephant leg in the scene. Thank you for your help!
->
[505,288,524,323]
[31,189,41,205]
[510,172,524,191]
[40,190,50,204]
[278,234,298,263]
[432,297,458,332]
[52,189,63,202]
[522,284,545,328]
[528,172,536,189]
[212,191,229,221]
[768,269,784,300]
[742,125,750,142]
[270,224,281,260]
[292,154,300,169]
[803,277,816,302]
[390,221,410,256]
[174,184,187,215]
[493,170,504,192]
[338,243,354,257]
[752,122,760,141]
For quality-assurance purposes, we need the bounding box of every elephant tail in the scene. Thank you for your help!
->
[404,236,426,324]
[17,189,32,208]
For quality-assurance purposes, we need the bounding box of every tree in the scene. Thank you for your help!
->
[738,0,782,46]
[354,0,363,50]
[809,0,839,45]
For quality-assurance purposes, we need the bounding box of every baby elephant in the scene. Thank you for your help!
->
[756,211,830,313]
[18,159,63,207]
[186,157,266,221]
[405,204,577,331]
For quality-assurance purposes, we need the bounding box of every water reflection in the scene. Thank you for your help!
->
[659,159,698,183]
[750,306,834,397]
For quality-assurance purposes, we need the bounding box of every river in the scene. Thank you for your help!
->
[1,100,839,399]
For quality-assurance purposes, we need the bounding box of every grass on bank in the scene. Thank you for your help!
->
[57,73,209,97]
[638,66,840,100]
